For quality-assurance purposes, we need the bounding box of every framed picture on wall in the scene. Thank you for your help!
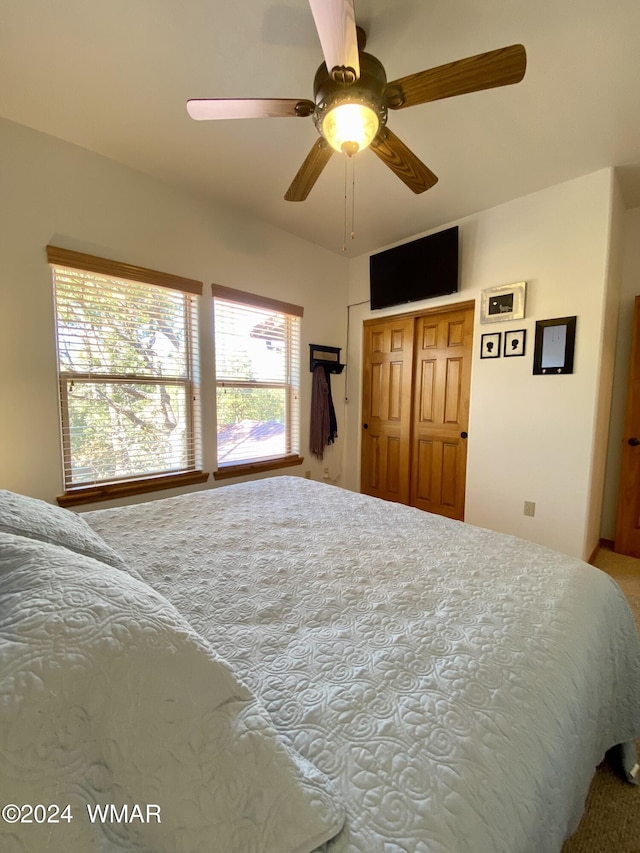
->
[533,316,577,375]
[480,332,501,359]
[480,282,527,324]
[504,329,526,357]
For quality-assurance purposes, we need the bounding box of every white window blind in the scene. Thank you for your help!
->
[49,248,202,492]
[213,287,302,468]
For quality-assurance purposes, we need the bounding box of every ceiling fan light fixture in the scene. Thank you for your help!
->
[318,100,380,155]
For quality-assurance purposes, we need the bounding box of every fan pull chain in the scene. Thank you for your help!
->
[343,155,348,252]
[342,154,356,252]
[351,155,356,242]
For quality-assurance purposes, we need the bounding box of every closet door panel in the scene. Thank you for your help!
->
[361,317,415,504]
[410,306,473,520]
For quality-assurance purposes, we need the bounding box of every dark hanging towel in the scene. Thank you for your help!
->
[310,364,338,460]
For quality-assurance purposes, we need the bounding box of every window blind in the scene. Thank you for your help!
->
[213,292,301,467]
[50,259,202,491]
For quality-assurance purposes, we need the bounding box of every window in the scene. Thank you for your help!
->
[212,285,303,477]
[48,246,207,505]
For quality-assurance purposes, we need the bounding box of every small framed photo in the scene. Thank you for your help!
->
[481,332,501,359]
[504,329,526,357]
[533,316,577,375]
[480,281,527,324]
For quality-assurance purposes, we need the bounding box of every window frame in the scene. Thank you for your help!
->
[48,246,208,506]
[211,284,304,479]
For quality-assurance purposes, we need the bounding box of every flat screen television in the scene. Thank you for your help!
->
[369,226,459,310]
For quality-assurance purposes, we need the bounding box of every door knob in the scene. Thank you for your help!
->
[628,437,640,446]
[363,423,368,429]
[460,431,468,439]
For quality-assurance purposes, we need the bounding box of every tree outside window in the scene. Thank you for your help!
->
[49,248,202,498]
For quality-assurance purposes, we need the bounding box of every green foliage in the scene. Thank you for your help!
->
[65,382,188,483]
[216,387,285,427]
[55,272,193,484]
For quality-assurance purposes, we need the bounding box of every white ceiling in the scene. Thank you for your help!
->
[2,0,640,257]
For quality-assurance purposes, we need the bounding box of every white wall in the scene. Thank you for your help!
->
[0,118,349,505]
[583,175,624,554]
[344,170,618,559]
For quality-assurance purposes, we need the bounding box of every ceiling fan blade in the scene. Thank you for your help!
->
[284,139,334,201]
[385,44,526,110]
[186,98,315,120]
[308,0,360,82]
[370,127,438,194]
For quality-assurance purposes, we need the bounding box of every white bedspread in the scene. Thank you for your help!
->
[0,528,344,853]
[85,476,640,853]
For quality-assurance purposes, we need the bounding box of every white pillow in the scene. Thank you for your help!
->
[0,533,344,853]
[0,488,128,570]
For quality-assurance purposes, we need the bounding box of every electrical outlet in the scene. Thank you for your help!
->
[523,500,536,517]
[304,470,311,479]
[323,467,330,480]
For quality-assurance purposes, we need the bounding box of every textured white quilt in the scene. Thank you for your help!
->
[0,524,344,852]
[85,476,640,853]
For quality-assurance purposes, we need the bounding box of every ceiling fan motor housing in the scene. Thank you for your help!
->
[312,52,388,150]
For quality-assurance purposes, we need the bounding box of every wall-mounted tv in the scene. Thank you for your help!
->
[369,225,459,310]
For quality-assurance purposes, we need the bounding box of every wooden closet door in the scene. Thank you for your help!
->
[361,316,415,504]
[615,295,640,556]
[410,305,473,520]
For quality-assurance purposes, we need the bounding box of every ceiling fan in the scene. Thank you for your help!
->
[186,0,526,202]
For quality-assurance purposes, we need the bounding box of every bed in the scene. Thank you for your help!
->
[1,476,639,852]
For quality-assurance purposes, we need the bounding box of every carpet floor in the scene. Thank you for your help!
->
[561,546,640,853]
